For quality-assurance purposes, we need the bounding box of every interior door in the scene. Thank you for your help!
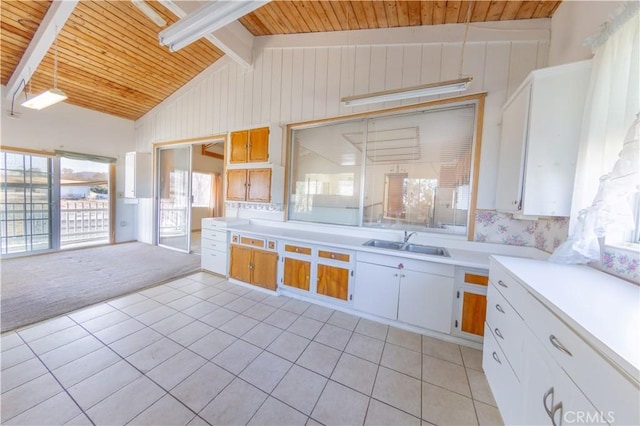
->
[157,146,191,252]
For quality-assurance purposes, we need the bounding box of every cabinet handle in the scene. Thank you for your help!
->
[498,280,508,288]
[393,273,398,277]
[549,335,573,357]
[330,254,336,259]
[295,248,299,252]
[495,304,505,314]
[543,387,554,417]
[401,274,405,278]
[494,328,503,339]
[492,351,501,365]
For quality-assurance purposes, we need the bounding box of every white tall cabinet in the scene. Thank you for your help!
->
[495,60,592,217]
[201,218,248,276]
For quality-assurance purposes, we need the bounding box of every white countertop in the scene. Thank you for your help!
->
[492,255,640,381]
[225,222,541,270]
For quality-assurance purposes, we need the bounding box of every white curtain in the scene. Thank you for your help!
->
[551,4,640,264]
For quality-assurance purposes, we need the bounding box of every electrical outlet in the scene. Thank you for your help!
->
[120,221,127,227]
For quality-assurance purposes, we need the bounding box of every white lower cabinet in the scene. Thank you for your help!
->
[485,257,638,426]
[201,222,229,275]
[354,252,454,333]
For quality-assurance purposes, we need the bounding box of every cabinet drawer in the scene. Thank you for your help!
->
[464,272,488,286]
[489,259,528,316]
[486,283,525,379]
[285,244,312,256]
[202,229,227,243]
[240,236,265,248]
[202,251,227,274]
[201,238,227,252]
[318,250,350,262]
[483,324,522,425]
[525,294,639,425]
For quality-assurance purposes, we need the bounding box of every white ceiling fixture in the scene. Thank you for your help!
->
[22,31,67,110]
[132,0,166,27]
[341,3,475,108]
[158,0,268,52]
[340,78,473,108]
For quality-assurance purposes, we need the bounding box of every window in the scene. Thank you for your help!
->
[0,152,53,254]
[287,97,481,235]
[192,172,213,208]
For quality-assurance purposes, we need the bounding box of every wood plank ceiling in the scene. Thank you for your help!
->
[1,1,561,121]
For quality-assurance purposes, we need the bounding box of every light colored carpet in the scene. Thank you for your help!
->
[0,242,201,332]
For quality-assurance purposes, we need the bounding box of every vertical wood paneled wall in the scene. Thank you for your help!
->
[136,34,549,211]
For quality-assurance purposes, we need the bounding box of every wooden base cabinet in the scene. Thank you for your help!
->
[317,264,349,301]
[453,268,489,342]
[283,257,311,291]
[229,237,278,291]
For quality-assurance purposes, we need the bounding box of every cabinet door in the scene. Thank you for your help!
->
[229,244,251,283]
[317,264,349,301]
[398,271,454,333]
[247,168,271,202]
[230,130,249,163]
[248,127,269,162]
[283,257,311,291]
[226,169,247,200]
[460,290,487,336]
[251,249,278,291]
[353,262,399,320]
[495,84,531,213]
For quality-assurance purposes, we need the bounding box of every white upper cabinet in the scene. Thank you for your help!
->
[495,60,592,217]
[124,152,151,199]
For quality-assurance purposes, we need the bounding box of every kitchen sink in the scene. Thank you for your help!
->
[362,239,450,257]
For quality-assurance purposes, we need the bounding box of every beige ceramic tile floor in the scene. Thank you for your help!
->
[1,272,504,426]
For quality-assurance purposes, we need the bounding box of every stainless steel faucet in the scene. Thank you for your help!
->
[403,231,417,244]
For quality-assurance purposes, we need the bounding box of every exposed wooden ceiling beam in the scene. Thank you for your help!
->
[158,0,256,69]
[5,0,78,100]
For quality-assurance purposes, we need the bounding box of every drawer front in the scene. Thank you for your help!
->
[202,251,227,274]
[240,236,265,248]
[483,324,523,425]
[486,283,525,379]
[489,259,528,316]
[464,271,488,286]
[318,250,350,262]
[285,244,312,256]
[202,229,227,243]
[201,238,227,252]
[525,295,640,425]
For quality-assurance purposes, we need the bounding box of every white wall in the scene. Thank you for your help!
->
[1,88,137,242]
[548,1,626,66]
[136,20,552,223]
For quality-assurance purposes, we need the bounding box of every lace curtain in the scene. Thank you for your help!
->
[551,4,640,264]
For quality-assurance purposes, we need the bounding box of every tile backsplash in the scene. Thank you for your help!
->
[602,246,640,284]
[474,210,569,254]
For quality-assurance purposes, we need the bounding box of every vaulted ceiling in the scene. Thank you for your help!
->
[0,1,562,121]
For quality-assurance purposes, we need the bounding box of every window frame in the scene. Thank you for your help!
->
[284,93,486,240]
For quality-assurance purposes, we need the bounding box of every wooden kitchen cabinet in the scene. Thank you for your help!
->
[453,268,489,341]
[229,234,278,291]
[225,168,272,202]
[495,60,591,217]
[229,127,270,163]
[315,248,352,302]
[317,264,349,301]
[282,243,312,291]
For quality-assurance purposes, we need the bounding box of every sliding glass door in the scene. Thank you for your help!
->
[0,151,54,255]
[157,146,191,252]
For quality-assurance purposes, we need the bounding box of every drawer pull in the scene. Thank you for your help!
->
[494,328,504,339]
[330,253,336,259]
[498,280,508,288]
[495,304,505,314]
[492,351,502,365]
[543,387,554,417]
[295,248,300,253]
[549,335,573,357]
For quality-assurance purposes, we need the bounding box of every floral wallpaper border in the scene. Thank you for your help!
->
[474,210,639,284]
[225,202,284,212]
[474,210,569,254]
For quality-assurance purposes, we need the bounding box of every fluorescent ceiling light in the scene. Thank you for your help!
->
[158,0,268,52]
[132,0,167,27]
[21,88,68,110]
[341,77,473,107]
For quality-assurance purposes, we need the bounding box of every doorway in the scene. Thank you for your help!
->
[156,138,225,254]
